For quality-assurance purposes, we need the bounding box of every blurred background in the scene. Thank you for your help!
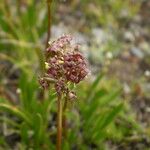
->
[0,0,150,149]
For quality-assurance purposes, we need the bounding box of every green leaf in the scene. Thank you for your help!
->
[82,94,100,120]
[0,117,20,128]
[100,103,123,130]
[0,103,32,126]
[19,73,37,112]
[92,103,124,141]
[20,122,29,146]
[99,88,122,106]
[33,113,44,146]
[86,72,104,102]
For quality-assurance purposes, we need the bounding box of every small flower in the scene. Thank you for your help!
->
[46,35,72,54]
[63,52,88,83]
[145,70,150,77]
[39,78,49,89]
[55,79,66,95]
[68,91,77,100]
[46,56,64,79]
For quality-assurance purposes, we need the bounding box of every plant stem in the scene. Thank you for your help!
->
[35,48,45,74]
[62,96,68,138]
[4,0,10,17]
[57,95,62,150]
[46,0,52,49]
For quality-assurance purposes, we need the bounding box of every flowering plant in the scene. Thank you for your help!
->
[39,35,88,150]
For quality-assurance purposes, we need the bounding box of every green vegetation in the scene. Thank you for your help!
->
[0,0,149,149]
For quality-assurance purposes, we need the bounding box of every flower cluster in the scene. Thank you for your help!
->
[39,35,88,97]
[63,52,88,83]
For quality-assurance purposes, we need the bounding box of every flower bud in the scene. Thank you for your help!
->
[68,91,77,100]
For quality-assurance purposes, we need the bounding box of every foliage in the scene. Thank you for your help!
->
[0,0,145,149]
[0,0,56,74]
[80,0,140,27]
[0,72,126,149]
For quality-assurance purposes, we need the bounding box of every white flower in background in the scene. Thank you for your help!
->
[106,52,113,59]
[144,70,150,77]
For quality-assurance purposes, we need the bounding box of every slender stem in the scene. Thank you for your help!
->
[62,95,68,138]
[57,95,62,150]
[46,0,52,49]
[17,0,21,15]
[35,48,45,74]
[4,0,10,17]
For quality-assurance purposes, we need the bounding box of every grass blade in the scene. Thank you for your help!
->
[0,103,32,126]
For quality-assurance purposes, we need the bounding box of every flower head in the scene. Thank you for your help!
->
[39,34,88,96]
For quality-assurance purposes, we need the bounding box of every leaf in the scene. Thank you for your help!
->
[32,112,54,148]
[0,103,32,126]
[19,73,37,112]
[82,88,112,120]
[33,113,44,146]
[100,103,123,130]
[0,53,28,73]
[89,72,104,93]
[92,103,124,141]
[0,117,20,128]
[99,88,122,106]
[93,89,107,99]
[86,72,104,102]
[20,122,29,146]
[0,136,8,147]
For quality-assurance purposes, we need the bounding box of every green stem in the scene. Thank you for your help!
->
[62,95,68,138]
[35,48,45,74]
[57,95,62,150]
[46,0,52,49]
